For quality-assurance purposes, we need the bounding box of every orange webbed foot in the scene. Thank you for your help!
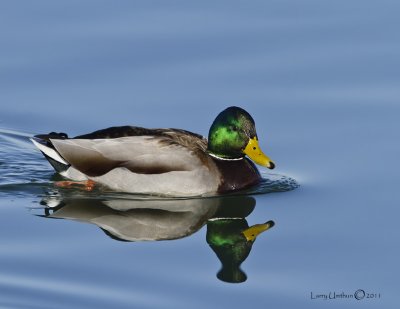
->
[55,180,96,191]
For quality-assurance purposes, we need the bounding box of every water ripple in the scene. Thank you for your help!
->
[0,129,52,180]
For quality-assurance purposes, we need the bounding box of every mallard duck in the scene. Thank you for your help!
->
[31,106,275,196]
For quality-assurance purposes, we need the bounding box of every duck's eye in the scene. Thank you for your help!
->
[253,147,256,150]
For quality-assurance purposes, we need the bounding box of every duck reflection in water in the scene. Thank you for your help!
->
[40,193,274,283]
[206,200,274,283]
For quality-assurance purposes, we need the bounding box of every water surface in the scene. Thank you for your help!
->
[1,1,399,308]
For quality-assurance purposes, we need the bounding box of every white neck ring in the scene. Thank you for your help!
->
[207,152,244,161]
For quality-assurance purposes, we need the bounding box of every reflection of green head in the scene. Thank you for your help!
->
[206,218,274,283]
[207,219,251,283]
[208,106,257,159]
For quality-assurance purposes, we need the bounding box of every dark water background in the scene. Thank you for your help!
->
[1,1,399,308]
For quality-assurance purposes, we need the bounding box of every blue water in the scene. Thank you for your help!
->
[1,1,399,308]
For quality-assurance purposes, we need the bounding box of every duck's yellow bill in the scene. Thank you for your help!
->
[243,137,275,169]
[242,221,275,242]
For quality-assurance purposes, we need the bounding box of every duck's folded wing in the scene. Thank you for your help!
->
[50,136,201,177]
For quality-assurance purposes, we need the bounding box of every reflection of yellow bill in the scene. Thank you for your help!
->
[242,221,275,242]
[243,137,275,169]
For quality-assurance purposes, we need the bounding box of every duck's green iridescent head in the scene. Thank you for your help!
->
[207,106,275,169]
